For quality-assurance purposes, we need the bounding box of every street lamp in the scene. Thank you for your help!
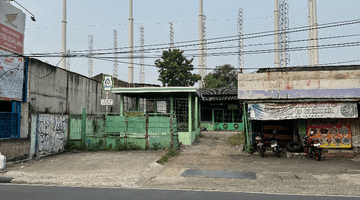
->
[8,0,36,22]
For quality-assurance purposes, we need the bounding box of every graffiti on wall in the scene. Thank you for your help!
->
[36,114,68,156]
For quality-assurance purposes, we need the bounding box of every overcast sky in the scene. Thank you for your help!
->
[11,0,360,86]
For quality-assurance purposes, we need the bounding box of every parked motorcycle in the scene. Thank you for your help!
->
[303,132,322,161]
[255,133,266,157]
[270,130,282,158]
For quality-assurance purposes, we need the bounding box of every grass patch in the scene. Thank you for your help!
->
[228,131,245,146]
[65,141,81,152]
[214,137,219,140]
[195,133,205,140]
[158,148,180,164]
[87,139,143,151]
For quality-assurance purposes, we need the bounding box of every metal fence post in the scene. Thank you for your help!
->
[81,107,86,149]
[145,112,149,149]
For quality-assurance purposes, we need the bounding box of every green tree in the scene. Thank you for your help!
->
[203,64,238,89]
[155,49,201,87]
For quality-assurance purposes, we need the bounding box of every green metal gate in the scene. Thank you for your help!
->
[69,109,179,150]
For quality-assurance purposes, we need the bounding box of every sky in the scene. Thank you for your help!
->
[9,0,360,86]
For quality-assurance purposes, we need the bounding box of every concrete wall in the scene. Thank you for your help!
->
[20,102,29,138]
[351,118,360,152]
[27,58,121,114]
[238,69,360,99]
[34,114,68,157]
[0,138,30,161]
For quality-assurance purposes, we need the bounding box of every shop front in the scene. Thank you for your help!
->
[248,102,358,149]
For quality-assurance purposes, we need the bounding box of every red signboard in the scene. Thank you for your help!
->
[0,1,26,54]
[0,23,23,54]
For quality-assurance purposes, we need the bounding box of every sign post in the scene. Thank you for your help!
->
[102,75,113,113]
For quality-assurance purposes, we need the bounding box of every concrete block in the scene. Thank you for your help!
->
[286,152,292,158]
[327,149,341,154]
[353,147,360,153]
[341,150,354,153]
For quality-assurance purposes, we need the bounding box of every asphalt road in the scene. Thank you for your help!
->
[0,184,358,200]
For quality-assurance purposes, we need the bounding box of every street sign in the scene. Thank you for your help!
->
[102,75,113,91]
[101,99,113,106]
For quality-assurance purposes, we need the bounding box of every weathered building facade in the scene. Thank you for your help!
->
[238,66,360,153]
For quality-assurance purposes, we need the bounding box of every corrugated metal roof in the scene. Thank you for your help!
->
[256,65,360,73]
[198,88,238,101]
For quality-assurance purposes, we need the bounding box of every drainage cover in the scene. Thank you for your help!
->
[181,169,256,179]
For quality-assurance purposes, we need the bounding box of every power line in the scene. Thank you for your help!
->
[21,18,360,57]
[2,18,359,59]
[93,56,360,71]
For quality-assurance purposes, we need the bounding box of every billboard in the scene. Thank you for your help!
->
[0,1,26,54]
[307,118,352,148]
[0,48,24,101]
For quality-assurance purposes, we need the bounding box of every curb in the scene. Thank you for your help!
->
[0,176,13,183]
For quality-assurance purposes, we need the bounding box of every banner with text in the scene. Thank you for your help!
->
[0,49,24,101]
[249,102,358,120]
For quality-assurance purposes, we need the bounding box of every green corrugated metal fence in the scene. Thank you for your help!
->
[69,111,179,150]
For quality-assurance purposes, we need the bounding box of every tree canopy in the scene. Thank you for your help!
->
[155,49,201,87]
[203,64,238,89]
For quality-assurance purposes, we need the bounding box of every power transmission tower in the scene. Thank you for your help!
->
[66,49,70,71]
[88,34,93,78]
[198,0,204,88]
[169,22,174,50]
[279,0,290,67]
[202,15,207,81]
[237,8,244,71]
[113,29,118,79]
[139,26,145,84]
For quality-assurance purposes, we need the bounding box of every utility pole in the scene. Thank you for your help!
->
[128,0,134,83]
[169,22,174,50]
[237,8,244,71]
[312,0,319,66]
[198,0,204,88]
[139,26,145,84]
[61,0,67,69]
[113,29,118,79]
[274,0,280,68]
[88,34,93,78]
[308,0,313,66]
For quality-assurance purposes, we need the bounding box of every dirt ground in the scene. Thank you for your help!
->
[141,131,360,196]
[2,131,360,196]
[3,151,166,187]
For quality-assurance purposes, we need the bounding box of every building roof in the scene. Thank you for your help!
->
[112,87,199,98]
[256,65,360,73]
[92,73,160,88]
[198,88,238,101]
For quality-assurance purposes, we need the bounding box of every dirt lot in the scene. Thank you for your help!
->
[2,131,360,196]
[3,151,166,187]
[142,132,360,196]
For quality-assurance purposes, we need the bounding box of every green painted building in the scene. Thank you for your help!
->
[112,87,201,146]
[198,88,244,131]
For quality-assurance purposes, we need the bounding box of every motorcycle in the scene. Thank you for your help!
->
[303,133,322,161]
[255,133,266,157]
[270,130,282,158]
